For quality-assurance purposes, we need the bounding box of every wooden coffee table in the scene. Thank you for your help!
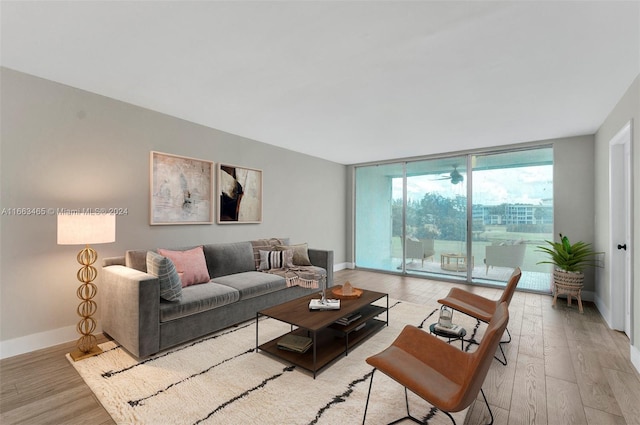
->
[256,287,388,378]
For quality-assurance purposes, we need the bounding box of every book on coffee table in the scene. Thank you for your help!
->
[309,299,340,310]
[434,323,465,336]
[334,312,362,326]
[277,334,313,353]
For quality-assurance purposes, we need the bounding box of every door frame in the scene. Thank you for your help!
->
[608,120,633,337]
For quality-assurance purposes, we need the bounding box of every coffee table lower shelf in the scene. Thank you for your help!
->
[258,316,386,377]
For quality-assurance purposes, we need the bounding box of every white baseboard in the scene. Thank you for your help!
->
[0,325,81,360]
[333,262,353,271]
[594,293,613,328]
[580,290,594,303]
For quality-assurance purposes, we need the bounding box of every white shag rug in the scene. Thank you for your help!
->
[68,300,482,425]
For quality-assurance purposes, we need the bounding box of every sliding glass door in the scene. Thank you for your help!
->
[354,145,554,292]
[354,156,469,280]
[404,157,468,279]
[470,148,554,290]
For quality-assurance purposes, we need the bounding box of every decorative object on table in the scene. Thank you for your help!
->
[150,151,214,225]
[217,163,262,223]
[331,281,364,299]
[342,281,353,295]
[58,213,116,361]
[433,322,465,336]
[429,323,467,350]
[438,305,453,329]
[309,298,340,310]
[536,233,602,313]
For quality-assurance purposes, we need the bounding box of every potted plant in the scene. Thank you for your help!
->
[536,233,601,312]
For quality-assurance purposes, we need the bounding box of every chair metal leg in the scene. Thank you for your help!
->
[464,337,508,366]
[362,369,376,425]
[501,327,512,344]
[386,388,422,424]
[480,388,494,425]
[442,410,457,425]
[492,327,511,365]
[364,369,453,425]
[495,342,508,366]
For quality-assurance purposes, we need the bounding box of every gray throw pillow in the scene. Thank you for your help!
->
[276,243,312,266]
[259,249,294,270]
[146,251,182,302]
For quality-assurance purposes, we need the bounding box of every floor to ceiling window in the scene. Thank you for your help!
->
[404,157,468,280]
[354,162,404,272]
[354,146,554,292]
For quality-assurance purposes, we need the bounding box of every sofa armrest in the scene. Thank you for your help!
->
[308,249,334,288]
[102,256,125,267]
[101,265,160,358]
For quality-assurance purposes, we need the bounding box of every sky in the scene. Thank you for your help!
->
[393,165,553,206]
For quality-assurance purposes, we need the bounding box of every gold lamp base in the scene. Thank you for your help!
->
[70,345,103,362]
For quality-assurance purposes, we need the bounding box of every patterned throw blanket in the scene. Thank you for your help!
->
[265,266,324,289]
[250,238,325,289]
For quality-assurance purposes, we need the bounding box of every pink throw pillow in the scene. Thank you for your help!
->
[157,246,210,287]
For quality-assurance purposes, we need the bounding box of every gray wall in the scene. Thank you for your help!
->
[0,68,347,357]
[594,75,639,363]
[552,135,597,294]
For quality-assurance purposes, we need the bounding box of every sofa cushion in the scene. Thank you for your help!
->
[258,249,294,270]
[250,238,289,270]
[211,271,287,300]
[146,251,182,302]
[125,250,149,272]
[159,282,240,322]
[158,246,211,287]
[275,243,312,266]
[203,241,256,278]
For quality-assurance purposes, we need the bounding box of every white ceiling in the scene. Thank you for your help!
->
[2,1,639,165]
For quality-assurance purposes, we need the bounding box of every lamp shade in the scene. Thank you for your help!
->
[57,213,116,245]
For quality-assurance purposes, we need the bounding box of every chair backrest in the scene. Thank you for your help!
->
[406,238,423,258]
[421,238,435,251]
[457,302,509,410]
[498,267,522,306]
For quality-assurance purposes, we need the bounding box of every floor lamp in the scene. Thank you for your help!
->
[57,213,116,361]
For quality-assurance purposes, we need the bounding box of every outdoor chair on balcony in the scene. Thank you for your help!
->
[406,238,435,266]
[437,267,521,365]
[484,240,526,274]
[363,302,509,425]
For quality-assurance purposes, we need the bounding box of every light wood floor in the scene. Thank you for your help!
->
[2,269,639,425]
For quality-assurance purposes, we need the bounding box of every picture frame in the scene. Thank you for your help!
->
[217,163,263,224]
[150,151,214,225]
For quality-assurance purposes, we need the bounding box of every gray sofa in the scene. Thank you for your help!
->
[100,239,333,358]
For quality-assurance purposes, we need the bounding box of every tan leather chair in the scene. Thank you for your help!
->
[363,302,509,425]
[437,267,521,365]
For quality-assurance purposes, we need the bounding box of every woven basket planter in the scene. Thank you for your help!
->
[552,270,584,313]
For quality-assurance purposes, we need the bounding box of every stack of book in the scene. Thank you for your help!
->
[334,312,362,326]
[434,322,465,336]
[309,298,340,310]
[277,334,313,353]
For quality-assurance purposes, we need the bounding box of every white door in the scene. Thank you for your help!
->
[609,121,633,336]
